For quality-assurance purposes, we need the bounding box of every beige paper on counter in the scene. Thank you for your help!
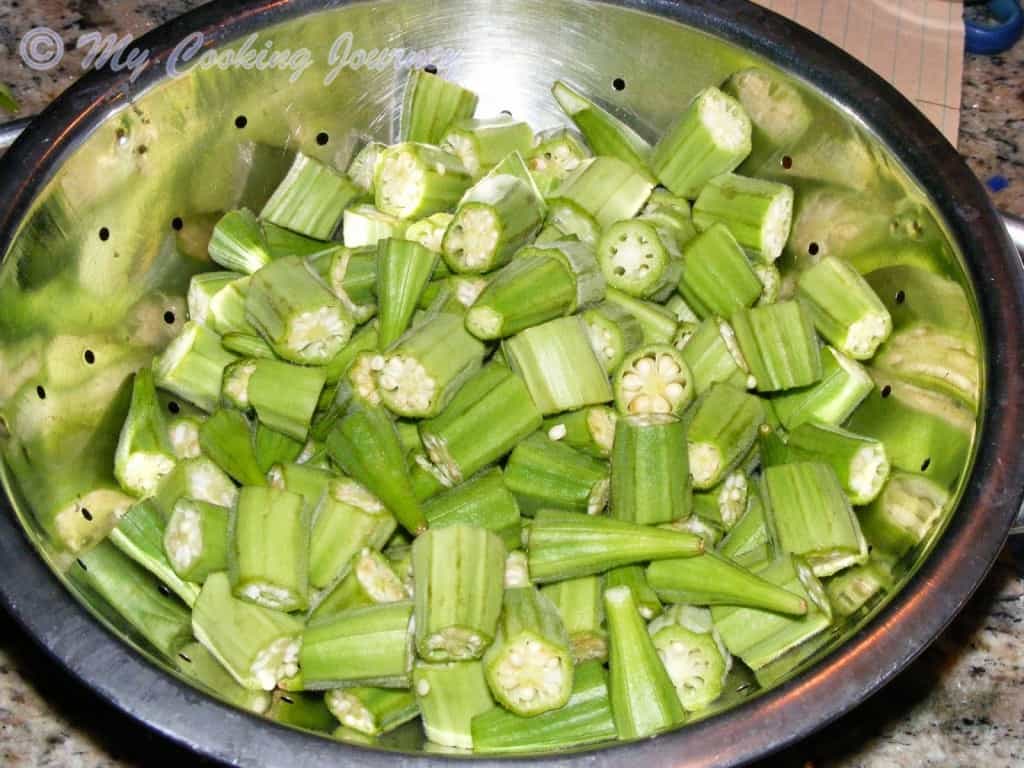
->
[751,0,965,143]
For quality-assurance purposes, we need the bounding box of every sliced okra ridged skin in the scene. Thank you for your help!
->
[504,432,610,517]
[598,217,683,300]
[692,173,794,264]
[786,420,890,505]
[208,275,257,337]
[549,156,655,230]
[677,317,754,394]
[198,409,264,487]
[605,565,663,620]
[731,300,823,392]
[414,660,494,750]
[151,456,238,520]
[208,208,272,274]
[163,497,230,585]
[422,467,522,550]
[260,152,361,240]
[544,198,601,245]
[825,558,894,617]
[221,332,276,360]
[610,413,690,525]
[613,344,695,417]
[249,358,326,442]
[584,301,644,373]
[153,322,239,413]
[678,223,763,319]
[376,237,439,349]
[188,271,237,329]
[603,287,679,345]
[342,204,408,248]
[871,325,980,411]
[400,69,479,145]
[552,80,652,173]
[527,509,703,583]
[686,383,765,490]
[413,525,507,662]
[526,127,592,196]
[406,212,456,254]
[310,547,409,621]
[769,346,873,429]
[440,116,534,177]
[325,686,419,737]
[540,576,608,663]
[857,471,949,559]
[542,405,618,459]
[347,140,386,196]
[306,244,378,324]
[717,490,774,569]
[114,367,177,498]
[374,143,473,221]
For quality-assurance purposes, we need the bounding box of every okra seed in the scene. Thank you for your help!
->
[547,424,567,441]
[416,679,431,696]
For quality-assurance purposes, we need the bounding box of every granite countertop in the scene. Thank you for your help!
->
[1,3,1022,767]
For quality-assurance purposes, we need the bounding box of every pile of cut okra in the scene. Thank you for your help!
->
[82,67,947,752]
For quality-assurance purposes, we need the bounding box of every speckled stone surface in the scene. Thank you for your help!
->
[1,4,1022,768]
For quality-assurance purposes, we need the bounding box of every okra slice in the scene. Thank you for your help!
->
[261,221,336,260]
[418,361,542,485]
[419,274,490,316]
[606,565,662,620]
[207,275,257,337]
[686,383,765,490]
[647,607,728,713]
[261,152,361,240]
[526,127,591,196]
[153,322,239,413]
[763,463,868,577]
[583,301,644,373]
[267,461,333,511]
[375,311,486,419]
[110,501,201,607]
[604,585,686,739]
[198,409,264,487]
[405,212,455,254]
[604,287,678,344]
[472,659,616,753]
[692,173,794,264]
[413,525,506,662]
[376,237,439,348]
[545,198,601,245]
[732,301,823,392]
[613,344,695,417]
[208,208,272,274]
[246,256,354,366]
[400,69,479,145]
[504,549,531,588]
[504,432,610,516]
[151,456,238,520]
[770,346,873,429]
[504,316,613,415]
[326,404,427,535]
[253,423,303,474]
[786,421,890,505]
[192,572,303,691]
[753,262,782,306]
[422,468,522,550]
[175,642,271,714]
[114,368,177,498]
[527,510,703,583]
[540,576,607,663]
[342,204,408,248]
[347,140,385,196]
[598,217,683,300]
[872,326,980,410]
[375,142,473,220]
[552,80,652,173]
[325,687,419,737]
[678,223,763,318]
[611,413,690,525]
[221,332,276,360]
[718,491,773,569]
[300,601,415,689]
[414,660,494,750]
[797,256,893,360]
[310,547,409,621]
[306,244,378,324]
[651,86,752,198]
[164,497,230,584]
[857,472,949,558]
[251,358,326,442]
[483,587,574,716]
[549,156,655,230]
[188,271,237,329]
[442,173,544,274]
[440,116,534,177]
[74,542,193,657]
[542,405,618,459]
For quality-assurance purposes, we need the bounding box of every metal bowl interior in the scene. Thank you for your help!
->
[0,0,1022,765]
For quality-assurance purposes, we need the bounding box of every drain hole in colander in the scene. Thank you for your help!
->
[500,109,513,117]
[171,217,184,231]
[808,242,820,256]
[781,155,793,170]
[81,508,93,521]
[920,457,931,472]
[881,385,892,398]
[99,227,110,241]
[613,77,626,91]
[77,559,88,572]
[235,115,248,129]
[316,132,330,146]
[158,583,172,597]
[178,652,193,664]
[895,290,906,304]
[164,310,176,325]
[424,64,438,74]
[168,400,181,415]
[84,349,95,365]
[281,696,295,704]
[36,385,46,400]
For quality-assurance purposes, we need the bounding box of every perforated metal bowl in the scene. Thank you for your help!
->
[1,1,1022,766]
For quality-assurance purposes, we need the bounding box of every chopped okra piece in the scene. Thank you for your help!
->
[208,208,272,274]
[253,423,303,474]
[198,409,264,487]
[207,276,258,337]
[229,486,310,611]
[527,509,703,583]
[598,216,683,301]
[686,383,765,490]
[406,212,455,253]
[678,223,763,318]
[797,256,893,360]
[374,143,473,220]
[440,116,534,177]
[422,468,522,550]
[721,67,813,172]
[247,358,326,441]
[676,317,753,395]
[786,421,890,505]
[153,322,239,413]
[552,80,652,174]
[175,642,271,714]
[526,127,591,196]
[583,301,644,373]
[310,547,409,620]
[647,606,729,713]
[540,576,607,663]
[164,497,229,584]
[342,204,408,247]
[414,660,494,750]
[702,469,751,530]
[261,221,336,260]
[604,585,686,739]
[504,432,610,516]
[640,207,698,251]
[763,463,868,577]
[606,565,662,620]
[603,287,678,344]
[110,501,201,607]
[504,316,613,415]
[306,244,378,324]
[504,550,531,588]
[611,413,691,525]
[857,472,949,559]
[151,456,238,520]
[192,572,303,691]
[692,173,794,263]
[483,587,574,716]
[413,525,507,662]
[261,153,361,239]
[419,274,490,316]
[188,271,237,329]
[347,141,386,195]
[613,344,694,417]
[731,301,822,392]
[872,325,980,410]
[300,600,415,689]
[651,86,752,198]
[221,332,276,360]
[544,198,601,245]
[770,346,873,429]
[549,156,654,230]
[114,368,177,498]
[325,687,419,737]
[825,558,894,617]
[541,405,617,458]
[400,69,479,145]
[753,262,782,305]
[718,491,773,569]
[376,238,439,348]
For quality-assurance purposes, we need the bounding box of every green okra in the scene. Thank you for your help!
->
[174,642,271,714]
[326,404,427,535]
[598,216,683,301]
[413,525,507,662]
[207,275,257,337]
[686,383,765,490]
[414,660,494,750]
[310,547,409,621]
[376,238,439,349]
[678,223,763,318]
[718,490,773,568]
[504,315,613,415]
[342,204,408,248]
[872,325,980,411]
[786,421,890,505]
[261,152,361,239]
[732,300,822,392]
[153,322,239,413]
[347,140,386,196]
[504,432,610,516]
[409,454,452,502]
[114,368,177,498]
[406,212,456,254]
[613,343,695,417]
[306,244,378,324]
[504,549,531,588]
[191,572,303,691]
[603,287,678,344]
[375,143,473,220]
[604,585,686,739]
[722,68,813,172]
[198,409,264,487]
[692,469,751,532]
[326,687,419,737]
[753,262,782,306]
[526,127,592,197]
[770,346,873,429]
[262,221,337,260]
[662,513,725,550]
[583,301,644,373]
[692,173,794,264]
[549,156,654,230]
[647,605,730,713]
[857,472,949,559]
[221,332,276,360]
[610,413,691,525]
[164,497,230,585]
[253,423,303,474]
[483,587,574,716]
[552,80,652,173]
[540,576,607,663]
[677,316,754,393]
[472,659,617,753]
[541,405,617,459]
[651,86,752,198]
[797,255,892,360]
[151,456,238,520]
[644,189,693,218]
[606,565,662,620]
[400,69,479,145]
[825,558,894,617]
[208,208,272,274]
[422,468,522,550]
[418,274,490,316]
[544,198,601,245]
[527,509,703,583]
[441,116,535,177]
[763,463,868,577]
[640,206,699,252]
[300,601,415,689]
[188,271,238,329]
[266,462,333,511]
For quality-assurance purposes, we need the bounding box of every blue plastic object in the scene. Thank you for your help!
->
[965,0,1024,54]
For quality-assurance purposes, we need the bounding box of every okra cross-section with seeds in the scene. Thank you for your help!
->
[164,498,230,584]
[598,217,683,301]
[541,576,607,663]
[686,383,765,490]
[374,143,473,220]
[440,116,534,177]
[647,606,729,713]
[692,173,794,264]
[504,432,610,517]
[526,127,591,196]
[114,367,177,498]
[310,548,409,622]
[584,301,644,373]
[614,344,694,416]
[325,687,419,737]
